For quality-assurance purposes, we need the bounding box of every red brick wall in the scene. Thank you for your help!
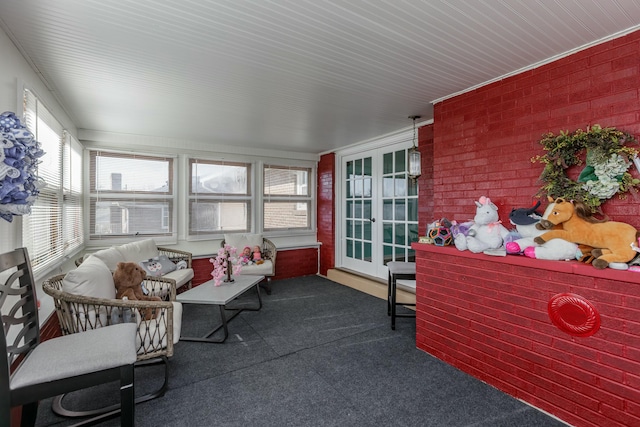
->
[414,244,640,427]
[416,29,640,427]
[417,124,434,236]
[431,30,640,229]
[317,153,336,275]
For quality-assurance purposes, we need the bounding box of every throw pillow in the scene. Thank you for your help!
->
[140,255,177,277]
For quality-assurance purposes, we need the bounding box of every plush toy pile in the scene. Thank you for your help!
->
[0,111,45,222]
[438,195,640,270]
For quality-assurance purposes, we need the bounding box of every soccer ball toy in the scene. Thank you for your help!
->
[428,226,452,246]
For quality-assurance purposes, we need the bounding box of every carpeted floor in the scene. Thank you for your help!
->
[35,275,568,426]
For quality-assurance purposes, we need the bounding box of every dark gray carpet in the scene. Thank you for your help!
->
[34,275,568,427]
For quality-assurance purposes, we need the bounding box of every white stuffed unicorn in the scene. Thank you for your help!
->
[454,196,509,253]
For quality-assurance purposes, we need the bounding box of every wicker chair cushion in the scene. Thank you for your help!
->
[62,256,115,299]
[10,322,137,389]
[90,247,126,272]
[118,239,159,264]
[162,268,194,288]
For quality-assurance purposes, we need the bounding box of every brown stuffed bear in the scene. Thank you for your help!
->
[113,261,161,320]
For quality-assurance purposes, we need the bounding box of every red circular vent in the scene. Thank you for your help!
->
[548,293,601,337]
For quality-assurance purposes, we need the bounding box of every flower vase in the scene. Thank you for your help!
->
[224,251,234,283]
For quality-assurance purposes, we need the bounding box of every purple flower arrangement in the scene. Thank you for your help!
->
[0,111,45,222]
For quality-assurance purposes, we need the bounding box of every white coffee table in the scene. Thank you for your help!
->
[177,275,264,343]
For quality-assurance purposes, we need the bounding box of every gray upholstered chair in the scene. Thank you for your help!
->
[387,261,417,330]
[1,248,137,426]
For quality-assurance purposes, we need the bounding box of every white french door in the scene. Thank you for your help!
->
[339,138,418,279]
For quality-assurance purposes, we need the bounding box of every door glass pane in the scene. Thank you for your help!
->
[364,221,371,240]
[383,223,392,244]
[408,199,418,221]
[408,223,418,245]
[395,150,406,173]
[363,177,372,197]
[364,242,372,261]
[354,221,362,239]
[354,159,362,175]
[383,200,393,220]
[384,245,393,263]
[363,200,371,220]
[355,241,362,259]
[364,157,372,176]
[395,200,406,221]
[383,177,393,197]
[354,200,362,218]
[383,153,393,174]
[346,239,353,257]
[395,245,406,262]
[354,178,363,197]
[408,178,418,196]
[346,219,353,238]
[394,175,406,197]
[395,223,406,246]
[346,161,353,178]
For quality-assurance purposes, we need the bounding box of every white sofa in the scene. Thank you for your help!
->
[80,239,194,291]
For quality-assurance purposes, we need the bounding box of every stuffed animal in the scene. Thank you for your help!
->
[534,198,639,269]
[453,196,509,254]
[239,246,252,265]
[252,245,265,265]
[113,261,161,320]
[505,200,579,261]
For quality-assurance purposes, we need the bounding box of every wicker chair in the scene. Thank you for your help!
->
[42,266,181,419]
[221,235,277,294]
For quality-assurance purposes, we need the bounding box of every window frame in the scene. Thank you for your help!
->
[263,164,313,232]
[87,150,177,245]
[188,158,253,240]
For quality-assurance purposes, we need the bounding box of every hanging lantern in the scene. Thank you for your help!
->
[407,115,421,180]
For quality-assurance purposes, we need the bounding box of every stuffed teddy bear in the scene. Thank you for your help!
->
[113,261,161,320]
[454,196,509,254]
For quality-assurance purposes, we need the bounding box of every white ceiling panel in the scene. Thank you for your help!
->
[0,0,639,154]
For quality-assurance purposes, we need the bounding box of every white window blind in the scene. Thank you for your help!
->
[63,133,84,254]
[89,150,175,241]
[22,88,68,273]
[189,159,251,239]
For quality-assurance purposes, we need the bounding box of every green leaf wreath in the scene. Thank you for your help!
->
[532,124,640,213]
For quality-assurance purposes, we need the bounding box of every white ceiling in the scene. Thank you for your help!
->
[1,1,639,155]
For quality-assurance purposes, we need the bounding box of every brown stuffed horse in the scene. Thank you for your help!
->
[534,198,639,269]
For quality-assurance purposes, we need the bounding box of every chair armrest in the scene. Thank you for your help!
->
[157,247,192,268]
[43,275,176,359]
[143,276,177,301]
[263,238,277,269]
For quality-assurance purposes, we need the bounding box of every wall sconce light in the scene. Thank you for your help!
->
[408,115,421,181]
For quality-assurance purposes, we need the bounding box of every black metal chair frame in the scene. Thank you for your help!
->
[387,264,417,330]
[1,247,136,426]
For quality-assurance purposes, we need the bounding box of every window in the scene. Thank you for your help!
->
[263,165,311,231]
[22,88,83,274]
[89,151,175,240]
[189,159,251,238]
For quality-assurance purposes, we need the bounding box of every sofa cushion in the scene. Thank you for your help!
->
[118,239,159,263]
[237,260,274,277]
[90,247,125,272]
[162,268,194,288]
[63,256,116,299]
[140,255,177,277]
